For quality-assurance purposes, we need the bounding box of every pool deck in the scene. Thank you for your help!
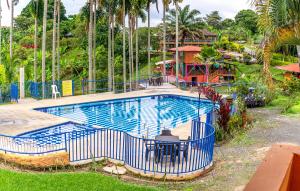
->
[0,84,202,136]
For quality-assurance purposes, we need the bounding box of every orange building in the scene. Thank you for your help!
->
[156,46,236,84]
[276,63,300,80]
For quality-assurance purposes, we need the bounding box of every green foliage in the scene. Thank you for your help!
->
[235,9,258,34]
[281,77,300,95]
[214,36,244,52]
[0,65,7,86]
[201,46,220,60]
[166,5,205,45]
[205,11,222,29]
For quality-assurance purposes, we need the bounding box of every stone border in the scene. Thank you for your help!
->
[0,151,69,168]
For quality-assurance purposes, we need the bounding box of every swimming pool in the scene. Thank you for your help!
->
[35,95,214,138]
[16,122,94,146]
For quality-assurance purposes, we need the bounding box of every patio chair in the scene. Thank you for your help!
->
[51,85,61,99]
[143,136,156,162]
[179,136,191,161]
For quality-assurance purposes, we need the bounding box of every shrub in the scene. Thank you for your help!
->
[281,77,300,95]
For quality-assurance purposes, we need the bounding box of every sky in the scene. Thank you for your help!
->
[0,0,252,27]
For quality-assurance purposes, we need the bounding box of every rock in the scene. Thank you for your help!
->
[234,185,245,191]
[103,165,127,175]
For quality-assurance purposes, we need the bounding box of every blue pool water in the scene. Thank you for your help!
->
[17,122,94,146]
[35,95,213,138]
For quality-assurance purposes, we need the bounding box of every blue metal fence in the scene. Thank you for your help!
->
[0,121,214,175]
[29,81,62,99]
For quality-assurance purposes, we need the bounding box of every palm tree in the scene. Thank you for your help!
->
[57,0,61,81]
[52,0,57,83]
[7,0,19,78]
[93,0,97,90]
[29,0,41,82]
[122,0,126,92]
[146,0,159,78]
[88,0,93,92]
[253,0,300,88]
[162,0,170,77]
[41,0,48,98]
[131,1,146,89]
[0,0,2,66]
[166,5,203,45]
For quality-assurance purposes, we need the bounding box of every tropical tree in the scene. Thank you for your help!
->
[253,0,300,87]
[131,0,146,88]
[57,0,61,80]
[205,11,222,30]
[88,0,93,92]
[29,0,42,82]
[41,0,48,98]
[52,0,57,83]
[146,0,159,78]
[166,5,203,45]
[7,0,19,81]
[0,0,2,66]
[162,0,171,76]
[235,9,258,34]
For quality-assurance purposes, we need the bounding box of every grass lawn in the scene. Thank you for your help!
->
[269,94,300,114]
[0,169,161,191]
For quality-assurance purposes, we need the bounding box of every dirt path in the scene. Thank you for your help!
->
[157,108,300,191]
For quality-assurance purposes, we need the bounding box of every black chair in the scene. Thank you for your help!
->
[143,137,156,162]
[179,136,191,161]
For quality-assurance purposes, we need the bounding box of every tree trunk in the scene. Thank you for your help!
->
[147,2,151,78]
[128,16,132,91]
[163,3,166,77]
[175,1,179,86]
[297,45,300,65]
[52,0,57,84]
[88,0,93,92]
[41,0,48,98]
[112,15,115,92]
[10,0,13,75]
[34,11,38,82]
[107,8,112,92]
[135,16,139,89]
[263,40,273,89]
[122,0,126,92]
[57,0,61,81]
[0,0,2,66]
[131,17,134,89]
[93,1,97,90]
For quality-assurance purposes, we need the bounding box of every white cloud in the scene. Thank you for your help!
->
[1,0,252,27]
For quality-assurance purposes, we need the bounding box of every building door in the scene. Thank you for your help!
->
[192,77,197,86]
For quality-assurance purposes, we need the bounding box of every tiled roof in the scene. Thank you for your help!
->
[276,63,300,73]
[169,46,202,52]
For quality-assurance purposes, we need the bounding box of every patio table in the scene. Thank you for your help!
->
[154,135,180,165]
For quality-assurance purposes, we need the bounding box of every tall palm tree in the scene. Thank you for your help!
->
[41,0,48,98]
[29,0,41,82]
[253,0,300,88]
[93,0,97,91]
[146,0,159,78]
[52,0,57,83]
[132,1,146,89]
[0,0,2,66]
[88,0,93,92]
[122,0,126,92]
[7,0,19,77]
[175,0,179,87]
[166,5,203,45]
[57,0,61,81]
[162,0,170,77]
